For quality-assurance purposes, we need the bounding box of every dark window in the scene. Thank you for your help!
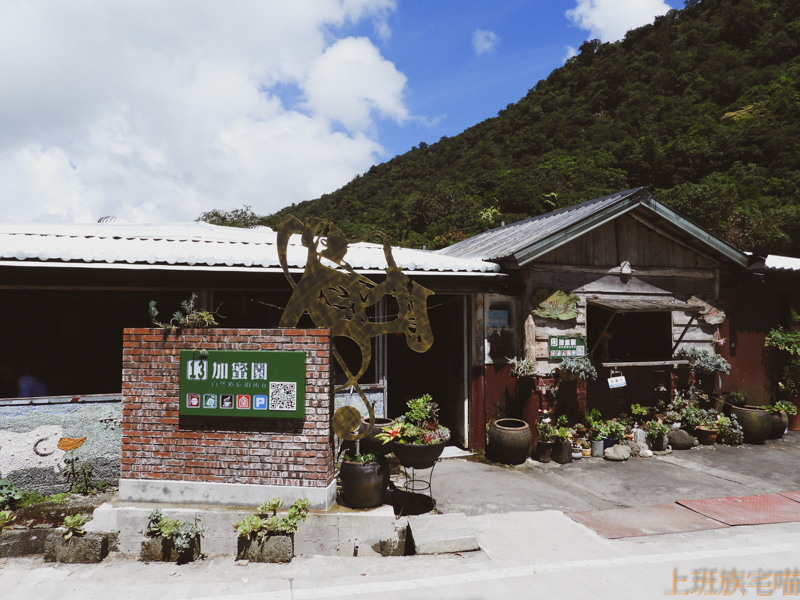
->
[588,304,672,362]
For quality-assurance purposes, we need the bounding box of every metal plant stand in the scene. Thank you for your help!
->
[397,459,440,515]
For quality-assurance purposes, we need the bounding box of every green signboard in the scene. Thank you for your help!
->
[548,336,586,358]
[178,350,306,419]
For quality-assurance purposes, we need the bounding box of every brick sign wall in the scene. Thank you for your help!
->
[120,328,335,508]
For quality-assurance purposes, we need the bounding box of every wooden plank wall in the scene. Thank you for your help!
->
[539,216,718,270]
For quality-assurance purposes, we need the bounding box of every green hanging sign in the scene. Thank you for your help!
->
[178,350,306,419]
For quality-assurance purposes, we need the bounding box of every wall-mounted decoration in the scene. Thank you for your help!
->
[178,350,306,419]
[532,290,580,321]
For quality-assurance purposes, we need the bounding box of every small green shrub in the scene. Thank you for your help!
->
[234,498,310,539]
[144,510,206,554]
[717,415,743,446]
[0,479,23,511]
[0,510,15,532]
[767,400,798,416]
[63,514,89,540]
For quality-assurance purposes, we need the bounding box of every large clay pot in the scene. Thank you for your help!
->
[389,441,447,470]
[339,458,388,508]
[729,404,772,445]
[488,418,532,465]
[769,411,789,439]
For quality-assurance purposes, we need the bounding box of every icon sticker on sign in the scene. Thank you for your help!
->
[186,393,201,408]
[237,395,250,409]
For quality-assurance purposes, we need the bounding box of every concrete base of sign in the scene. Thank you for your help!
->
[86,502,404,557]
[119,478,337,510]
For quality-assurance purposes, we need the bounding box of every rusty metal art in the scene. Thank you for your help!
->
[277,215,434,440]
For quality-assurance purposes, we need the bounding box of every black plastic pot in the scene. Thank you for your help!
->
[488,418,532,465]
[339,458,389,509]
[536,440,554,463]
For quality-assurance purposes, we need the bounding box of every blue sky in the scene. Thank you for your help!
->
[0,0,683,223]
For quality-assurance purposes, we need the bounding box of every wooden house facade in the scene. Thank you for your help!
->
[441,188,752,449]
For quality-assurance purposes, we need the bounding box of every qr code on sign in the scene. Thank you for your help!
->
[269,382,297,411]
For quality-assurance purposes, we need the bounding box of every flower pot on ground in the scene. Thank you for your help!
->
[728,404,772,445]
[789,395,800,432]
[598,420,626,450]
[645,420,670,452]
[339,453,389,509]
[590,439,604,457]
[535,421,556,463]
[695,426,718,445]
[233,498,310,563]
[552,426,573,464]
[140,510,205,564]
[376,394,450,470]
[488,418,532,465]
[766,400,796,439]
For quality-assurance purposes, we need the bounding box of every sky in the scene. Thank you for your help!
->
[0,0,683,224]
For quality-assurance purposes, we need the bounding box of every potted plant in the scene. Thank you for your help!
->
[716,414,743,446]
[339,451,389,509]
[377,394,450,469]
[676,346,731,392]
[765,315,800,430]
[694,413,719,446]
[556,356,597,382]
[580,439,592,457]
[645,420,670,452]
[141,510,205,564]
[584,409,605,457]
[723,390,772,445]
[535,421,556,463]
[765,400,798,439]
[599,420,626,449]
[552,418,573,464]
[44,514,110,564]
[233,498,310,563]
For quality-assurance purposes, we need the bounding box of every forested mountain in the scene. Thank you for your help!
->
[217,0,800,256]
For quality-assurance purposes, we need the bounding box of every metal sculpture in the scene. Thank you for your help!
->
[277,215,434,440]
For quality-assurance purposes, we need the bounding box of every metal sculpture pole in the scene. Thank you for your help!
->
[277,215,434,441]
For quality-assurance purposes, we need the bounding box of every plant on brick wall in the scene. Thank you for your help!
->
[148,293,224,331]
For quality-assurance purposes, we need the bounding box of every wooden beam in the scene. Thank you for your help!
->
[672,314,697,353]
[528,263,717,279]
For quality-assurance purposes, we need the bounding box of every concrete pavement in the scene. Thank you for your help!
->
[3,432,800,599]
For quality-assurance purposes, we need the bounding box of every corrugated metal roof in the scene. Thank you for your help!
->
[764,255,800,271]
[438,188,749,268]
[439,188,644,261]
[0,221,501,275]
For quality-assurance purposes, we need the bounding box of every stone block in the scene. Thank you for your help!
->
[44,531,109,563]
[604,445,631,461]
[407,513,480,555]
[237,534,293,563]
[0,529,50,557]
[140,536,201,564]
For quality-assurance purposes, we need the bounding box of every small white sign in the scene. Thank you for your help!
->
[608,375,627,389]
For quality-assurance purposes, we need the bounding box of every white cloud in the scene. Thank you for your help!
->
[0,0,403,223]
[565,46,579,62]
[472,30,500,55]
[566,0,673,42]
